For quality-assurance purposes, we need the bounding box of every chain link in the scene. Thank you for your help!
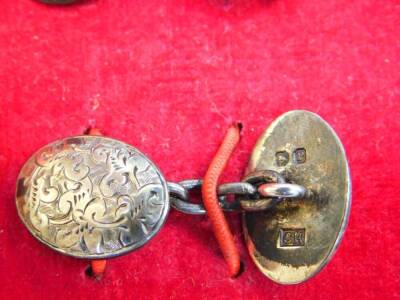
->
[168,170,308,214]
[167,180,256,215]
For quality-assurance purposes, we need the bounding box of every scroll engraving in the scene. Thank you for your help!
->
[16,136,168,258]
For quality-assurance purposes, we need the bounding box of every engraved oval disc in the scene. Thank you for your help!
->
[16,136,169,259]
[243,110,351,284]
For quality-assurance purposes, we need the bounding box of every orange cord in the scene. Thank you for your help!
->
[87,128,107,278]
[91,260,107,278]
[87,128,103,136]
[201,123,242,277]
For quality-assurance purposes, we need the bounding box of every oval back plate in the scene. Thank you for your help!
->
[243,110,351,284]
[16,136,169,259]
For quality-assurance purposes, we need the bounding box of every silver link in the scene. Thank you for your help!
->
[168,174,309,214]
[258,183,307,198]
[168,180,255,215]
[167,181,205,215]
[219,182,257,196]
[167,182,188,201]
[240,169,287,211]
[179,179,202,190]
[179,179,257,196]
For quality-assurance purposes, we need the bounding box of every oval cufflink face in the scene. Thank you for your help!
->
[243,110,351,284]
[16,136,169,259]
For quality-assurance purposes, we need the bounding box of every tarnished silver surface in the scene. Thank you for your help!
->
[242,110,351,284]
[16,136,169,259]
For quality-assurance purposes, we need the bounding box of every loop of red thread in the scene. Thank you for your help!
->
[87,128,107,278]
[88,128,103,136]
[201,123,242,277]
[91,260,107,278]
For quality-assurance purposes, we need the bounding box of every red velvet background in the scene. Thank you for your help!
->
[0,0,399,299]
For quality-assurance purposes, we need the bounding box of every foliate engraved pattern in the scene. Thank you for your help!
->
[16,136,168,258]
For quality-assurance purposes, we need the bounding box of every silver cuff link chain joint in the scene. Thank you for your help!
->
[16,110,351,284]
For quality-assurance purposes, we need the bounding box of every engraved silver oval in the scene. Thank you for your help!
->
[16,136,169,259]
[243,110,351,284]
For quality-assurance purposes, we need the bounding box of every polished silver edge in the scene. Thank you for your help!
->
[16,135,170,260]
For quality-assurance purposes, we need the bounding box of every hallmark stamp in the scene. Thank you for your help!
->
[279,228,305,247]
[293,148,306,164]
[275,151,289,166]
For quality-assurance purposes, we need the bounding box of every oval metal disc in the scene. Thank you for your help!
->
[243,110,351,284]
[16,136,169,259]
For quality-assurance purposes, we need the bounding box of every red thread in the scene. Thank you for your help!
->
[201,123,242,277]
[87,128,103,136]
[91,260,107,279]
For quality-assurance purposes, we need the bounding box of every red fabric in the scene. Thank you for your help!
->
[0,1,399,299]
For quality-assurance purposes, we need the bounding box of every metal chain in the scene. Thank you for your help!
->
[167,171,308,214]
[167,180,257,215]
